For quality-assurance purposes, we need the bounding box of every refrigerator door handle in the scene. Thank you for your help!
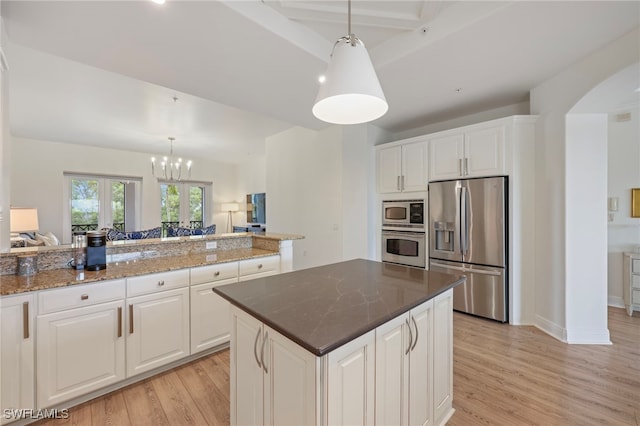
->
[430,261,502,276]
[460,185,469,256]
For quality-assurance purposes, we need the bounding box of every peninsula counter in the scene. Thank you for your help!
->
[214,258,465,426]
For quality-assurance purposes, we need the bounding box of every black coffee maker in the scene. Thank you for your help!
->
[86,231,107,271]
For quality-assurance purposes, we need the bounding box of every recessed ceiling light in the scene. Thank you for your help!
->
[318,75,326,84]
[151,0,166,4]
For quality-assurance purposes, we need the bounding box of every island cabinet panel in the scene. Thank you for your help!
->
[126,287,190,377]
[1,293,35,424]
[375,299,434,426]
[36,299,125,408]
[264,327,318,426]
[231,306,317,426]
[433,290,454,425]
[325,330,376,426]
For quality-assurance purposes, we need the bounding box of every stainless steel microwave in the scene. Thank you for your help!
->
[382,199,425,231]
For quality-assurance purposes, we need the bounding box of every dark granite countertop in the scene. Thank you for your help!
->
[214,258,465,356]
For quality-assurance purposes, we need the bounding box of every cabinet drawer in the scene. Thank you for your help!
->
[632,259,640,273]
[633,290,640,305]
[632,274,640,289]
[127,269,189,297]
[38,279,125,314]
[191,262,238,285]
[239,255,279,277]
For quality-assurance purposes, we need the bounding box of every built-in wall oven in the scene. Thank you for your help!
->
[381,199,426,268]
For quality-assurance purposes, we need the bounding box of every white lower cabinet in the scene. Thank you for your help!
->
[231,289,454,426]
[190,262,239,353]
[126,286,190,377]
[239,255,280,281]
[231,306,317,426]
[1,293,35,424]
[36,280,126,408]
[375,299,434,426]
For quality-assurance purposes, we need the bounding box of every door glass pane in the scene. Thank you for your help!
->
[189,186,204,228]
[160,183,180,236]
[111,181,125,231]
[71,179,99,233]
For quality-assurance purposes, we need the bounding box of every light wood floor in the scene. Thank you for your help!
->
[36,307,639,426]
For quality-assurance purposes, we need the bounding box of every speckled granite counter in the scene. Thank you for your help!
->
[0,247,280,296]
[214,258,465,356]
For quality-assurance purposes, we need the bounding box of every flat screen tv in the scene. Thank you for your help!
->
[246,193,266,225]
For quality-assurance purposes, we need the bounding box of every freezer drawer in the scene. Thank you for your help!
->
[430,259,507,322]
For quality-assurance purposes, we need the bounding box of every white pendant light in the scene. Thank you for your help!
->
[312,0,388,125]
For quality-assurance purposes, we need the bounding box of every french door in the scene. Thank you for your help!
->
[159,182,207,236]
[63,174,140,243]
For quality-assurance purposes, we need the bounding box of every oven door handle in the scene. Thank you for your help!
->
[382,231,426,238]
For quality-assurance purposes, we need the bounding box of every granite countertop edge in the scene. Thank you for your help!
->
[220,278,463,357]
[0,247,279,296]
[213,259,466,357]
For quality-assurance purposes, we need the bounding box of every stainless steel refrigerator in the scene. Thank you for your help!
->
[428,177,508,322]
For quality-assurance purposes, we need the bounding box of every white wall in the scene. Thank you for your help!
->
[265,124,383,270]
[0,16,10,252]
[530,28,639,342]
[565,114,610,343]
[607,105,640,306]
[235,156,266,226]
[10,136,237,242]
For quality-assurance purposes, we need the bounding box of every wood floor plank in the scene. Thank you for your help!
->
[151,370,209,426]
[121,379,171,426]
[176,359,230,425]
[89,392,131,426]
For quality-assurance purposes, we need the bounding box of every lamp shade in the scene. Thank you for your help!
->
[10,208,39,233]
[222,203,240,212]
[313,38,388,125]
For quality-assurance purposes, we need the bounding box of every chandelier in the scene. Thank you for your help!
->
[151,137,192,181]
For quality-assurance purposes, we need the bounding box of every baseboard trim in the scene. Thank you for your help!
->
[534,314,567,342]
[608,296,625,308]
[565,328,612,345]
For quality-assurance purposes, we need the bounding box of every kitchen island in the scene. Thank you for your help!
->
[214,258,465,426]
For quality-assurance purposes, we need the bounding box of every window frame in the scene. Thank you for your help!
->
[62,173,142,244]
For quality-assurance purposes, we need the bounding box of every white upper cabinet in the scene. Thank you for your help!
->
[429,124,505,181]
[377,140,429,193]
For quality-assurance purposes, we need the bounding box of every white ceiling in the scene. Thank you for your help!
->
[3,1,639,164]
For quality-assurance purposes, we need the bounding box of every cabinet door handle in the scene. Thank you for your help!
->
[464,158,469,176]
[214,271,220,277]
[261,330,269,374]
[253,328,262,369]
[397,176,401,190]
[158,280,165,286]
[401,175,405,191]
[258,264,263,269]
[117,306,123,338]
[129,304,134,334]
[81,294,89,300]
[22,301,29,339]
[411,316,419,351]
[459,159,463,176]
[405,318,413,355]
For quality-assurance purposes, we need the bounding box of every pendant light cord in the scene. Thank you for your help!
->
[348,0,355,46]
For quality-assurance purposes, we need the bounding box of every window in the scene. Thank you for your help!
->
[159,181,210,236]
[63,174,141,243]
